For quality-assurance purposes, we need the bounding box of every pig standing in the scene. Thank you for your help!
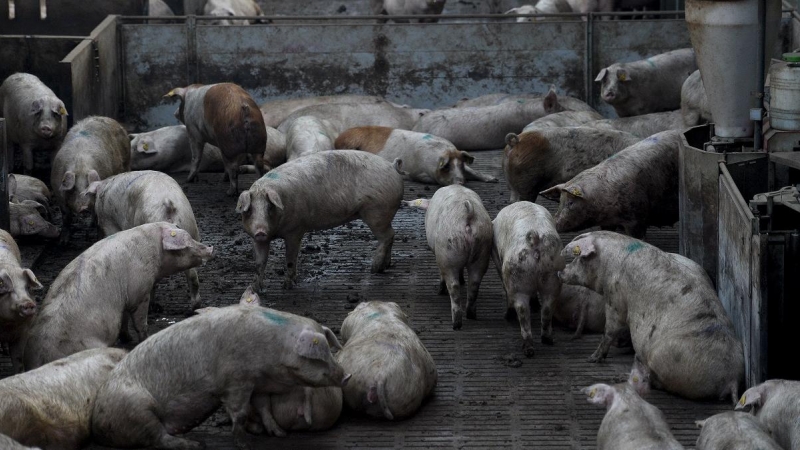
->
[204,0,265,25]
[8,174,51,211]
[736,379,800,449]
[237,150,403,291]
[0,348,126,449]
[372,0,446,23]
[277,102,427,134]
[260,95,398,128]
[91,305,350,449]
[76,171,205,310]
[583,365,684,450]
[0,73,68,174]
[285,116,338,161]
[130,125,225,173]
[696,412,783,450]
[522,110,604,132]
[681,70,712,126]
[585,109,686,138]
[492,202,564,356]
[51,116,131,243]
[414,89,594,150]
[541,130,680,238]
[334,126,498,184]
[337,301,437,419]
[412,185,493,329]
[504,127,640,203]
[9,201,59,240]
[0,230,42,372]
[595,48,697,117]
[164,82,266,195]
[23,222,214,370]
[561,231,745,401]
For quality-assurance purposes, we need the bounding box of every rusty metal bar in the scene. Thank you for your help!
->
[0,118,8,232]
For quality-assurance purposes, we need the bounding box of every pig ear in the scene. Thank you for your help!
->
[60,171,76,191]
[460,151,475,165]
[7,174,17,198]
[539,184,565,201]
[21,200,47,217]
[505,133,520,148]
[437,156,449,170]
[266,189,284,210]
[137,140,157,154]
[543,88,559,113]
[571,241,596,258]
[628,364,650,396]
[163,87,186,100]
[617,69,631,82]
[87,170,101,184]
[565,185,584,198]
[583,384,614,406]
[52,103,68,116]
[295,329,332,361]
[695,419,707,429]
[30,99,44,115]
[321,326,343,351]
[735,386,764,411]
[403,199,430,210]
[161,227,193,251]
[23,269,43,291]
[235,191,251,214]
[594,68,608,82]
[239,286,261,306]
[0,270,13,294]
[85,181,101,196]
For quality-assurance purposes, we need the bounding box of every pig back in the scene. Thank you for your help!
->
[278,103,417,134]
[425,185,492,257]
[260,95,391,128]
[0,230,22,264]
[204,83,267,159]
[53,116,131,179]
[696,412,782,450]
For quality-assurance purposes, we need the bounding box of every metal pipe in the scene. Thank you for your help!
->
[0,118,9,232]
[755,0,766,151]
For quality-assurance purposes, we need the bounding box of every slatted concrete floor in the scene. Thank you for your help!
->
[1,149,732,449]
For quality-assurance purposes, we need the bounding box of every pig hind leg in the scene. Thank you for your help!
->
[283,233,304,289]
[186,268,201,310]
[221,155,240,197]
[441,266,464,330]
[465,255,490,320]
[538,273,561,345]
[510,292,536,357]
[464,165,498,183]
[361,208,397,274]
[251,394,286,437]
[186,139,205,184]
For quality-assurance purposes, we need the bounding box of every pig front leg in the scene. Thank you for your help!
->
[570,300,589,341]
[252,240,271,292]
[129,295,151,343]
[186,138,205,183]
[588,303,627,363]
[9,340,25,373]
[21,143,34,174]
[465,257,489,320]
[509,292,535,357]
[362,209,396,273]
[119,312,134,344]
[222,155,239,197]
[464,165,498,183]
[186,268,201,310]
[509,188,521,203]
[251,394,287,437]
[539,273,561,346]
[283,233,304,289]
[221,386,256,448]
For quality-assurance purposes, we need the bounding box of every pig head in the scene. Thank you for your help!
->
[157,225,215,279]
[0,267,42,322]
[541,184,593,233]
[9,202,59,239]
[60,169,101,216]
[279,326,350,389]
[236,187,283,242]
[595,67,632,106]
[559,234,604,293]
[29,96,67,141]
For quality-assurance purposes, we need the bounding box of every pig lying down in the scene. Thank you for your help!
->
[492,202,564,356]
[238,150,404,291]
[23,222,213,370]
[8,174,52,213]
[0,348,126,449]
[696,411,782,450]
[561,231,744,401]
[285,115,338,161]
[337,301,437,419]
[8,201,59,240]
[77,170,205,311]
[736,379,800,449]
[260,94,399,128]
[277,102,427,134]
[0,230,43,373]
[91,304,350,449]
[335,126,498,185]
[130,125,225,173]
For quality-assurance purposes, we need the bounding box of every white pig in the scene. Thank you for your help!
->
[130,125,225,173]
[696,411,783,450]
[9,201,59,240]
[505,0,572,21]
[23,222,214,370]
[492,202,564,356]
[204,0,265,25]
[337,301,437,419]
[7,174,51,212]
[736,379,800,449]
[0,434,39,450]
[285,116,338,161]
[585,109,687,138]
[277,102,427,134]
[260,95,399,128]
[372,0,447,23]
[522,110,604,132]
[681,69,712,126]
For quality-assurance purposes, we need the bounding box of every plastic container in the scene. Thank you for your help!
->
[770,53,800,131]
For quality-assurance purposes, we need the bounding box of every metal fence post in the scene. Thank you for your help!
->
[0,118,9,232]
[187,14,197,84]
[585,12,594,107]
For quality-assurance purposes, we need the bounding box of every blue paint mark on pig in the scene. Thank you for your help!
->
[265,172,280,180]
[367,312,381,320]
[422,134,433,140]
[626,242,644,253]
[262,310,288,325]
[79,130,90,137]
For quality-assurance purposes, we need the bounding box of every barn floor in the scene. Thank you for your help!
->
[1,149,731,449]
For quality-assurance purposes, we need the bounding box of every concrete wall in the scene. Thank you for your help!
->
[0,0,145,36]
[120,17,690,129]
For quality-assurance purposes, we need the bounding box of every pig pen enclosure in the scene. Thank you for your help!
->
[3,7,795,449]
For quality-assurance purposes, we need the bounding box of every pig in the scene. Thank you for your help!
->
[736,379,800,449]
[552,284,605,337]
[50,116,131,243]
[565,0,615,14]
[372,0,446,23]
[453,91,595,111]
[23,222,214,370]
[204,0,265,25]
[148,0,174,16]
[8,174,51,211]
[0,434,39,450]
[76,171,205,310]
[414,89,595,150]
[164,82,267,195]
[541,130,680,238]
[582,364,684,450]
[194,287,344,435]
[696,411,783,450]
[130,125,225,173]
[505,0,572,21]
[9,201,59,240]
[260,95,400,128]
[522,110,604,132]
[0,73,68,174]
[337,301,437,419]
[237,150,403,291]
[277,102,427,134]
[0,348,126,449]
[91,305,350,449]
[0,230,42,372]
[285,116,338,161]
[492,202,564,356]
[412,184,493,329]
[334,126,498,185]
[560,231,745,401]
[585,109,686,138]
[681,70,712,126]
[504,127,640,203]
[595,48,697,117]
[258,121,288,171]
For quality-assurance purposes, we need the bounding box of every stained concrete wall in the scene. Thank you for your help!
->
[0,0,145,35]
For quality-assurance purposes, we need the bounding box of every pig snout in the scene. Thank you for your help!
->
[453,177,465,185]
[18,300,37,317]
[39,124,54,138]
[199,244,215,262]
[253,230,268,242]
[342,373,352,387]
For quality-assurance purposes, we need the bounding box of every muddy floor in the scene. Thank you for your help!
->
[1,149,730,449]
